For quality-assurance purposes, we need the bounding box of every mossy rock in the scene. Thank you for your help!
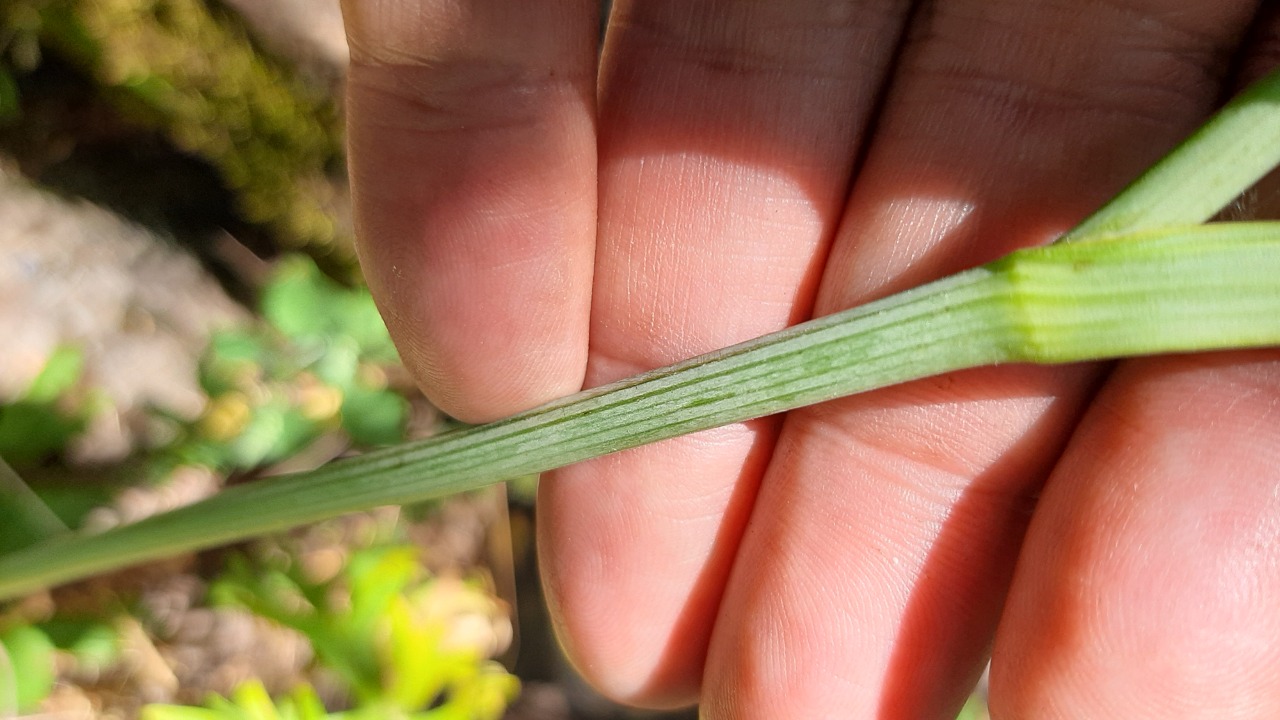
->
[1,0,356,276]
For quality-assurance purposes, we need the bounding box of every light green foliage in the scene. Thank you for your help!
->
[182,255,408,472]
[263,257,400,365]
[0,624,57,714]
[0,257,407,476]
[142,680,330,720]
[0,0,351,269]
[0,615,122,714]
[22,345,85,404]
[262,256,406,447]
[0,346,94,467]
[0,532,517,718]
[175,544,520,720]
[0,255,407,553]
[36,616,122,673]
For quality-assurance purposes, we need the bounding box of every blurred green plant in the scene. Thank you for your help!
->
[173,254,408,474]
[0,346,96,468]
[0,533,515,718]
[0,614,122,715]
[142,680,329,720]
[0,0,352,270]
[0,623,56,714]
[0,0,41,122]
[143,544,518,720]
[0,253,409,549]
[0,456,67,554]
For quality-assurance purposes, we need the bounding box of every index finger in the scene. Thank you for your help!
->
[341,0,599,422]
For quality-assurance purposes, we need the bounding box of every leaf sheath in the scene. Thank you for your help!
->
[0,223,1275,601]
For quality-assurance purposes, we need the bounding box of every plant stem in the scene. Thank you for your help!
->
[2,68,1278,602]
[1063,69,1280,240]
[0,457,67,554]
[0,223,1276,601]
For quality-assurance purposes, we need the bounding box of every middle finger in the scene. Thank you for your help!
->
[705,0,1261,716]
[538,0,916,706]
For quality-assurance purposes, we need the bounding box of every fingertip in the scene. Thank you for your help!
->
[535,423,780,710]
[412,323,590,425]
[354,214,593,424]
[341,0,599,422]
[992,353,1280,719]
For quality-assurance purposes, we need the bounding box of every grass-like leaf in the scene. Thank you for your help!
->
[1063,68,1280,239]
[0,456,67,554]
[0,69,1278,602]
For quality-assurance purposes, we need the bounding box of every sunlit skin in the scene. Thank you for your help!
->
[342,1,1280,717]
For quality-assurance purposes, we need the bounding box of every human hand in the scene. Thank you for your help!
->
[340,1,1280,717]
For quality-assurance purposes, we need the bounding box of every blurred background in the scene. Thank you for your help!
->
[0,1,987,718]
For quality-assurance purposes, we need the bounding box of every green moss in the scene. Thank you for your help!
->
[2,0,355,273]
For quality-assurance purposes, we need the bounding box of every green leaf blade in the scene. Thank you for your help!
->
[1063,68,1280,239]
[1001,223,1280,363]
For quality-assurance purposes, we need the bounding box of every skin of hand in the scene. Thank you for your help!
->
[340,1,1280,717]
